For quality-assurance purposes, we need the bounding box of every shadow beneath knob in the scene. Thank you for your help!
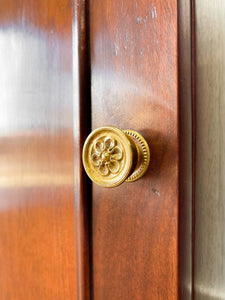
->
[139,129,177,179]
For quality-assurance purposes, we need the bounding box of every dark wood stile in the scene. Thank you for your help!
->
[178,0,193,299]
[73,0,91,299]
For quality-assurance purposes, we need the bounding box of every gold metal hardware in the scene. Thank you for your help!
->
[82,126,150,188]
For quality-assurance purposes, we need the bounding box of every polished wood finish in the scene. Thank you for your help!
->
[0,0,79,298]
[178,0,193,298]
[0,0,196,298]
[73,0,91,298]
[90,0,179,298]
[194,2,225,299]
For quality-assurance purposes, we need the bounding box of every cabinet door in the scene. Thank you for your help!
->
[0,0,192,299]
[0,0,82,299]
[86,0,191,299]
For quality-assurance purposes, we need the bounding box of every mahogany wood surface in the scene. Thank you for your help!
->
[0,0,79,299]
[0,0,194,299]
[73,0,91,299]
[90,0,179,298]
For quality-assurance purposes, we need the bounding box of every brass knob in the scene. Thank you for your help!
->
[82,126,150,188]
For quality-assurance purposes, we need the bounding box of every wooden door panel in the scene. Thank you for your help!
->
[0,0,78,299]
[90,0,178,298]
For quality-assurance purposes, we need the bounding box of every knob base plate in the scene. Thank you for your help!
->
[123,130,150,183]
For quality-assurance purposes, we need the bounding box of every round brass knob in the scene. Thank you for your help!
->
[82,126,150,188]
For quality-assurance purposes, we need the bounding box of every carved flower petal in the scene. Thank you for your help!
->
[94,141,104,153]
[104,137,116,151]
[91,153,101,166]
[110,146,123,160]
[108,159,120,174]
[99,163,109,176]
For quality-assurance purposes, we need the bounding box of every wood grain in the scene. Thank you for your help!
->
[0,0,79,299]
[194,1,225,299]
[90,0,179,298]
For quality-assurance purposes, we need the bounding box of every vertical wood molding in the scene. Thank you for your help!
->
[178,0,193,298]
[73,0,91,299]
[191,1,196,297]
